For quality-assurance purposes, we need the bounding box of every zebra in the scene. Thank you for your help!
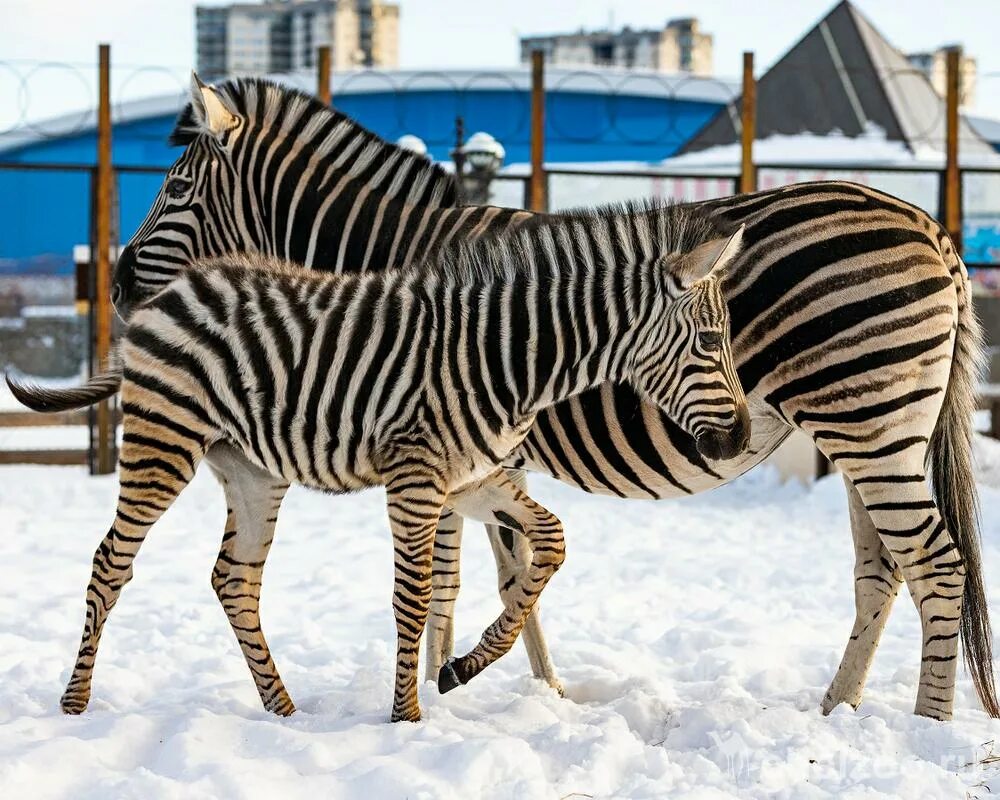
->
[9,204,750,722]
[106,75,997,721]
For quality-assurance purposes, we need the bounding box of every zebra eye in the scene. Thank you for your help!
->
[698,330,723,350]
[165,177,191,198]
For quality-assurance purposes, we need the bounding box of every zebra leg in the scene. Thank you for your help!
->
[423,474,562,692]
[840,469,965,720]
[438,470,565,693]
[385,466,449,722]
[205,445,294,716]
[62,425,205,714]
[486,470,562,693]
[821,476,903,714]
[424,507,463,682]
[484,522,562,694]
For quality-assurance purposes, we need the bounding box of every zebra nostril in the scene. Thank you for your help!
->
[111,284,122,305]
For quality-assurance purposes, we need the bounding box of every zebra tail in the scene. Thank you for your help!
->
[928,245,999,717]
[4,370,122,413]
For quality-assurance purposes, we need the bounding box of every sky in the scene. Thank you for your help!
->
[1,0,999,123]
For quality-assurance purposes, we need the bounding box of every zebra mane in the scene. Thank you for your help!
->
[437,199,727,285]
[171,201,727,297]
[168,77,459,209]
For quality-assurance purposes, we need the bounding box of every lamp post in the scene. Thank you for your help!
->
[451,127,505,206]
[396,134,428,156]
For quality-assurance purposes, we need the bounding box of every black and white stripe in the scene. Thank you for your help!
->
[110,76,996,721]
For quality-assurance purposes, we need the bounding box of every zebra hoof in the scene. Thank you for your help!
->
[390,706,422,723]
[265,694,296,717]
[438,658,468,694]
[60,692,89,715]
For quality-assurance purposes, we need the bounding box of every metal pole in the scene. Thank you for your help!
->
[94,43,114,475]
[944,47,962,255]
[317,45,332,106]
[86,168,98,474]
[529,50,546,212]
[739,51,756,194]
[451,115,466,204]
[815,449,831,479]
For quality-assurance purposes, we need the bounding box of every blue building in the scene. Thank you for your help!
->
[0,67,735,275]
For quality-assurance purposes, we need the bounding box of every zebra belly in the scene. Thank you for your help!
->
[511,385,792,500]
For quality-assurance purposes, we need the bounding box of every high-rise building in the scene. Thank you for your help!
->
[195,0,400,82]
[907,46,977,109]
[520,18,712,75]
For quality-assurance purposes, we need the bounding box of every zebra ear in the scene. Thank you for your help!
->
[189,72,238,138]
[672,224,745,288]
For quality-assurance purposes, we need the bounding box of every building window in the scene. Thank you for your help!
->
[592,43,613,65]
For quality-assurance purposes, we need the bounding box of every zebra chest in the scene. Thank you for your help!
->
[452,416,538,486]
[364,403,537,490]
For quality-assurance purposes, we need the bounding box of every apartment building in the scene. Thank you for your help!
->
[520,18,712,75]
[907,46,977,109]
[195,0,399,80]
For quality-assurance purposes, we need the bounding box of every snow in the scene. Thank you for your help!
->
[662,123,999,169]
[0,426,88,451]
[19,306,80,319]
[664,124,935,169]
[2,439,1000,798]
[501,123,1000,175]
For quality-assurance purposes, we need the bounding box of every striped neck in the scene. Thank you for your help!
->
[242,123,457,271]
[435,225,667,418]
[181,79,460,271]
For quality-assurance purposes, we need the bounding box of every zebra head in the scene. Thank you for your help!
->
[112,74,457,320]
[631,225,750,461]
[113,74,245,319]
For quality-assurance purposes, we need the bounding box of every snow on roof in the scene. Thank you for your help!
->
[496,122,1000,173]
[20,305,79,319]
[669,123,1000,170]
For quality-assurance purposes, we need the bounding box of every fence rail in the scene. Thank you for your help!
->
[0,449,89,466]
[0,409,93,427]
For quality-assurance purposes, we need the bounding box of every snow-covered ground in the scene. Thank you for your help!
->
[3,447,1000,798]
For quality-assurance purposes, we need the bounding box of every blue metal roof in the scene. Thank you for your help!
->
[0,68,735,273]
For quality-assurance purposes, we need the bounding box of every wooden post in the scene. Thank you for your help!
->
[739,51,756,194]
[944,47,962,255]
[529,50,546,212]
[94,43,115,475]
[317,45,332,106]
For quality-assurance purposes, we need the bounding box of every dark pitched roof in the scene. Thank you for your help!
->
[682,0,994,156]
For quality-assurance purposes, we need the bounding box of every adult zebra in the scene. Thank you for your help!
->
[107,75,995,721]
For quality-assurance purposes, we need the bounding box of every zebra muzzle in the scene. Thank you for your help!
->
[695,413,750,461]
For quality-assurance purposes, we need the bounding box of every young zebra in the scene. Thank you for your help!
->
[9,204,749,722]
[102,76,998,721]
